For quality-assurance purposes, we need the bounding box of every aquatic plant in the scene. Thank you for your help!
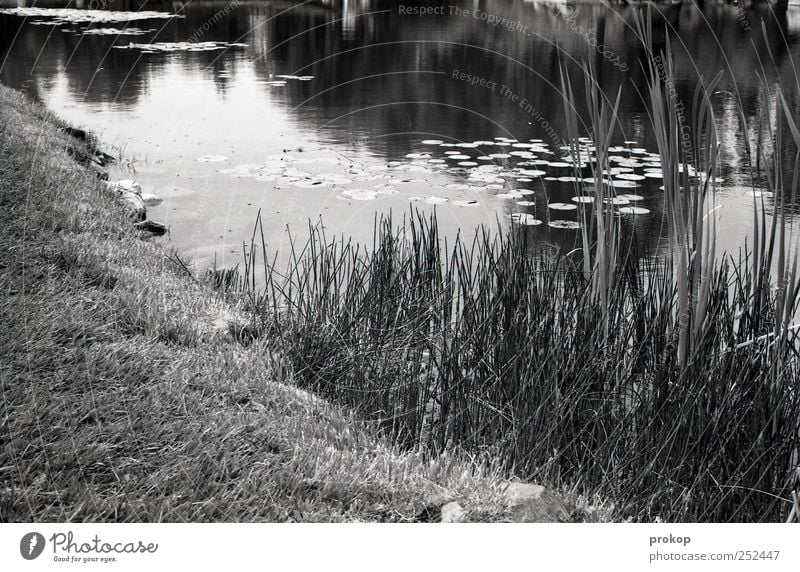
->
[231,18,800,523]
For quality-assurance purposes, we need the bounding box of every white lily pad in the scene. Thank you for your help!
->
[548,220,581,229]
[340,188,377,201]
[607,180,639,188]
[510,213,543,225]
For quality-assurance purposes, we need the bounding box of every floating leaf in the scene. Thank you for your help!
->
[548,202,578,211]
[548,220,581,229]
[340,188,377,201]
[510,213,543,225]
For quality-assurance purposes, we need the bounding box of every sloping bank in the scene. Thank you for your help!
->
[0,85,607,522]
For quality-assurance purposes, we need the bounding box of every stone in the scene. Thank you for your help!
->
[119,191,146,221]
[140,193,162,206]
[88,162,108,180]
[503,482,571,523]
[94,151,115,166]
[108,179,142,195]
[62,126,87,141]
[133,220,167,235]
[439,501,466,523]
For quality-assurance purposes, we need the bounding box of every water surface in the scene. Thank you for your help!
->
[2,0,799,269]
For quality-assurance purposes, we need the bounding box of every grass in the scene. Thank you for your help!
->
[0,82,581,523]
[225,25,800,522]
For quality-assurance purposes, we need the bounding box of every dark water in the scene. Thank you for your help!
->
[2,0,799,268]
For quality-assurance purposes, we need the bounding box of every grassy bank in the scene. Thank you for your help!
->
[0,83,583,522]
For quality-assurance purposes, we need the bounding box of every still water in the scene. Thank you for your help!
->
[2,0,799,269]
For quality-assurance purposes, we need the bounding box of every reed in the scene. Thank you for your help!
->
[232,23,800,522]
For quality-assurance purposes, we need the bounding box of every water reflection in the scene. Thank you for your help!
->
[1,0,799,267]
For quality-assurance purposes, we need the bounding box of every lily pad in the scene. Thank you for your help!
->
[340,188,377,201]
[510,213,543,225]
[617,194,644,201]
[548,220,581,229]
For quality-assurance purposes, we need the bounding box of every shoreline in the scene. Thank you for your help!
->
[0,83,604,523]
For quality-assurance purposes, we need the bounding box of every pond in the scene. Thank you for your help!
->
[2,0,799,270]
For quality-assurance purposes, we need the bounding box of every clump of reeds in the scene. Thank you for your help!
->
[234,21,800,522]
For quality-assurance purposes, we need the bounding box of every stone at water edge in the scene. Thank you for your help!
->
[119,191,146,221]
[88,162,108,180]
[439,502,466,523]
[140,193,162,206]
[503,482,570,522]
[107,179,142,195]
[133,220,167,235]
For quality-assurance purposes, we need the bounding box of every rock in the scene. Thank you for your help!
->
[439,501,466,523]
[108,179,142,195]
[140,193,162,206]
[62,126,87,141]
[119,191,146,221]
[94,151,115,166]
[133,220,167,235]
[503,482,570,523]
[88,162,108,180]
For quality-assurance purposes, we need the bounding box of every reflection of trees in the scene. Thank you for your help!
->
[1,0,797,153]
[0,2,270,106]
[240,0,798,169]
